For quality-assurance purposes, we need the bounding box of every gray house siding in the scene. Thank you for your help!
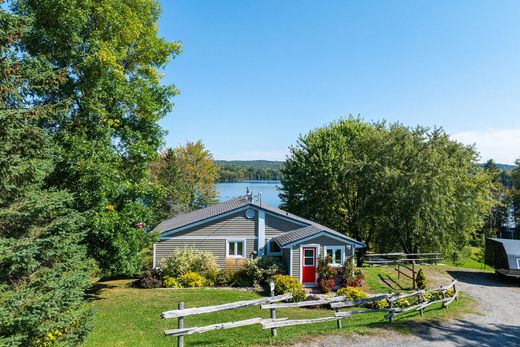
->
[170,210,257,238]
[155,209,257,267]
[265,214,302,237]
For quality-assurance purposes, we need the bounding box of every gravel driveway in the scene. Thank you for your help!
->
[290,270,520,347]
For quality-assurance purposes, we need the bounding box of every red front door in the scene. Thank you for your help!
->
[302,247,317,283]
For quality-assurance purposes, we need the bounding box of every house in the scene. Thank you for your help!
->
[485,237,520,278]
[152,194,365,286]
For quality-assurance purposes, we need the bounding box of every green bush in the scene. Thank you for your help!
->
[273,275,306,302]
[161,247,217,278]
[416,268,427,289]
[393,298,411,308]
[336,286,368,300]
[178,272,207,288]
[366,299,389,309]
[163,276,181,288]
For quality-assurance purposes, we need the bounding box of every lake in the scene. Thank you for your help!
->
[216,180,282,207]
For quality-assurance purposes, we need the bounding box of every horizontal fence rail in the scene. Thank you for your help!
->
[161,279,459,346]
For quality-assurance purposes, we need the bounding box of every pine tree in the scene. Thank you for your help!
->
[0,9,92,346]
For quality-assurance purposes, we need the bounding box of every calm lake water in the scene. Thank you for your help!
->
[216,181,282,207]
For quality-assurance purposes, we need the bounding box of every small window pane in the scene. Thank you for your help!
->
[304,257,314,266]
[237,241,243,256]
[228,241,235,256]
[304,249,314,257]
[269,241,281,253]
[335,249,342,263]
[326,249,333,258]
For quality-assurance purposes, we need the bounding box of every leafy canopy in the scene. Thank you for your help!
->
[280,117,495,254]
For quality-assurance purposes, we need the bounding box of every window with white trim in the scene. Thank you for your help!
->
[227,239,246,258]
[267,239,282,256]
[325,246,344,266]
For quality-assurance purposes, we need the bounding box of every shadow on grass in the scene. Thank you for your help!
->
[85,282,117,302]
[447,270,520,288]
[378,274,409,291]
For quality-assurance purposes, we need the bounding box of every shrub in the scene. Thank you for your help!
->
[317,256,334,280]
[273,275,306,302]
[416,268,427,290]
[337,257,364,287]
[178,271,207,288]
[366,299,389,309]
[161,247,217,278]
[393,298,411,308]
[319,278,335,294]
[163,276,181,288]
[336,286,368,301]
[136,267,163,288]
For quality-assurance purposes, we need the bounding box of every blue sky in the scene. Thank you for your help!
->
[158,1,520,164]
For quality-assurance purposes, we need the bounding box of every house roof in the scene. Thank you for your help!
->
[488,238,520,256]
[152,196,251,233]
[153,195,365,248]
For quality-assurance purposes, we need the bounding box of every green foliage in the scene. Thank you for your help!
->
[216,160,283,182]
[0,9,92,345]
[336,287,368,301]
[241,257,285,287]
[366,299,389,309]
[446,246,472,267]
[163,276,181,289]
[280,117,495,253]
[317,256,334,280]
[393,298,412,308]
[160,248,218,278]
[152,142,219,219]
[12,0,181,275]
[178,272,206,288]
[415,268,427,290]
[272,275,306,302]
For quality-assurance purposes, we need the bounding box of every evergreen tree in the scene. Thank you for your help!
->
[0,9,92,346]
[12,0,181,274]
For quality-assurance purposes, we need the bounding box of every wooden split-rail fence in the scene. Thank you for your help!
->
[161,279,459,347]
[363,253,443,290]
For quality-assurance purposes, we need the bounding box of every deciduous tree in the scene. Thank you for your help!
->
[12,0,181,274]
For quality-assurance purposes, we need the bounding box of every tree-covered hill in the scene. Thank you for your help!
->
[215,160,283,181]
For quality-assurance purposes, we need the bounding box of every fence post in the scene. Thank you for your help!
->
[177,302,184,347]
[335,308,342,329]
[269,279,277,337]
[412,260,416,290]
[453,281,458,302]
[417,292,424,316]
[388,299,393,323]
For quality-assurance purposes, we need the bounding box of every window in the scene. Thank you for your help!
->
[267,239,282,256]
[325,246,344,266]
[304,249,315,266]
[227,239,246,258]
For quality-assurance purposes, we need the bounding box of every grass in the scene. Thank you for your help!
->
[83,272,475,347]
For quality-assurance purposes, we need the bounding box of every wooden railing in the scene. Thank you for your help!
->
[161,279,459,347]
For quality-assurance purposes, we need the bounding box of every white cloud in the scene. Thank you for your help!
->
[451,128,520,164]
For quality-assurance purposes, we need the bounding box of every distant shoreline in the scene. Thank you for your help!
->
[216,180,281,184]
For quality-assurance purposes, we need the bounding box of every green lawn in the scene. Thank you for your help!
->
[83,275,475,347]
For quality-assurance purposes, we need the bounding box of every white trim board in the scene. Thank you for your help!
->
[258,210,266,255]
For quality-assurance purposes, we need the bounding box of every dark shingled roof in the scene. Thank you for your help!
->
[153,195,365,248]
[152,196,250,233]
